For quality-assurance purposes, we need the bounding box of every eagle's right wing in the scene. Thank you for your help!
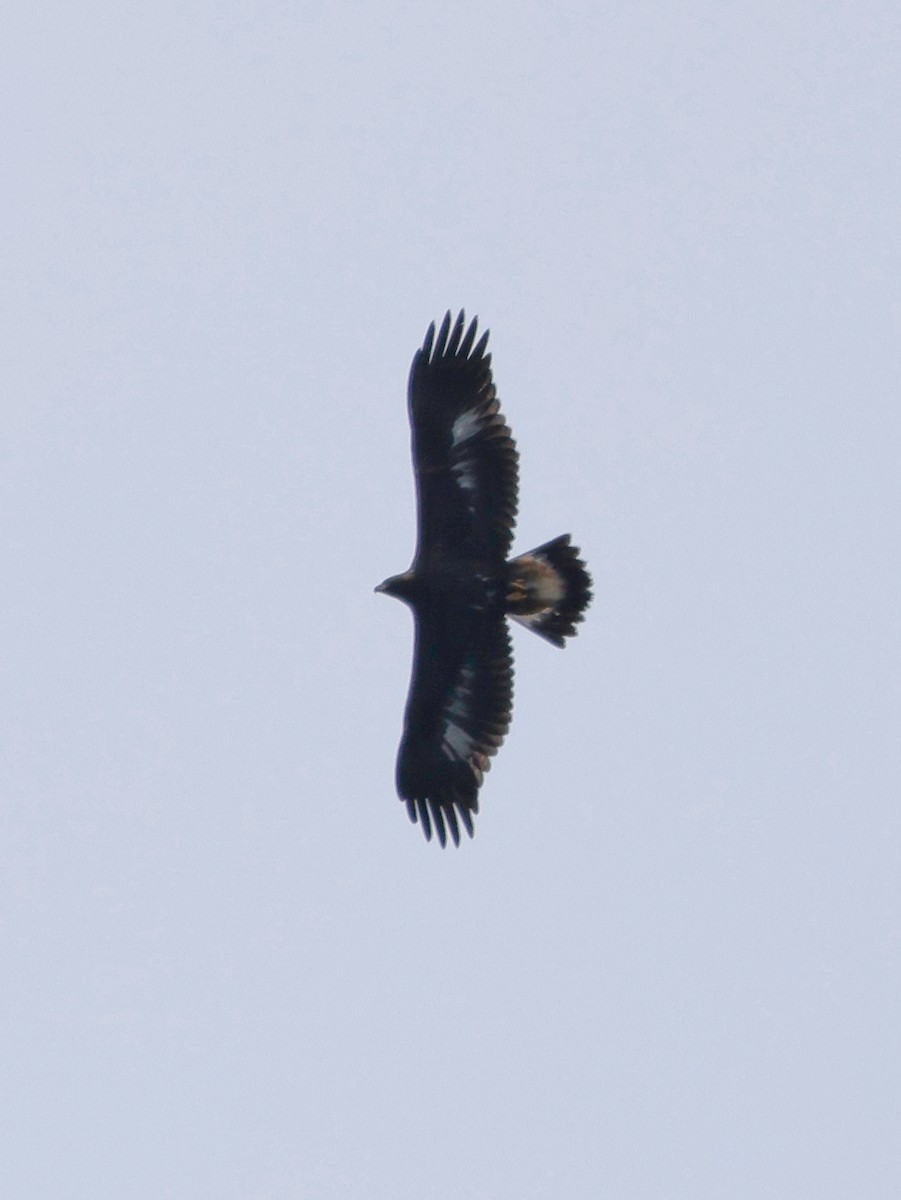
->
[396,604,513,846]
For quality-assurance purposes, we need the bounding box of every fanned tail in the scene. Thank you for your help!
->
[507,535,592,648]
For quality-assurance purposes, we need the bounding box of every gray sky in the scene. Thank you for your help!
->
[3,1,900,1196]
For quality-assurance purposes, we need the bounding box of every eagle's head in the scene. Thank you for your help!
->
[375,570,419,605]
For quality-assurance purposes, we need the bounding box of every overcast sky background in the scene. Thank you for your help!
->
[3,1,900,1196]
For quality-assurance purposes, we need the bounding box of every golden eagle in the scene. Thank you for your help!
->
[377,312,592,845]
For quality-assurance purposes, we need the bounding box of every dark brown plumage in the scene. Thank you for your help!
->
[377,312,592,845]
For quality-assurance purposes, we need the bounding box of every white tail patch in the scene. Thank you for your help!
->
[507,555,566,613]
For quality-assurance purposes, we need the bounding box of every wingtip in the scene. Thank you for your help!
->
[446,310,466,357]
[405,795,477,847]
[421,320,436,359]
[422,310,491,364]
[433,311,452,359]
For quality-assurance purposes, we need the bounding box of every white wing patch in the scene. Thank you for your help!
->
[453,458,479,498]
[451,409,482,510]
[442,719,474,762]
[451,406,482,447]
[441,661,480,763]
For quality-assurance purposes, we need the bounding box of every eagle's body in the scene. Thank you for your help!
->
[377,312,592,845]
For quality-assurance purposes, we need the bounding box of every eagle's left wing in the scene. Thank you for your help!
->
[408,311,519,567]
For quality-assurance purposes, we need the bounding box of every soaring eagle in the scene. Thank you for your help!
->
[376,312,592,845]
